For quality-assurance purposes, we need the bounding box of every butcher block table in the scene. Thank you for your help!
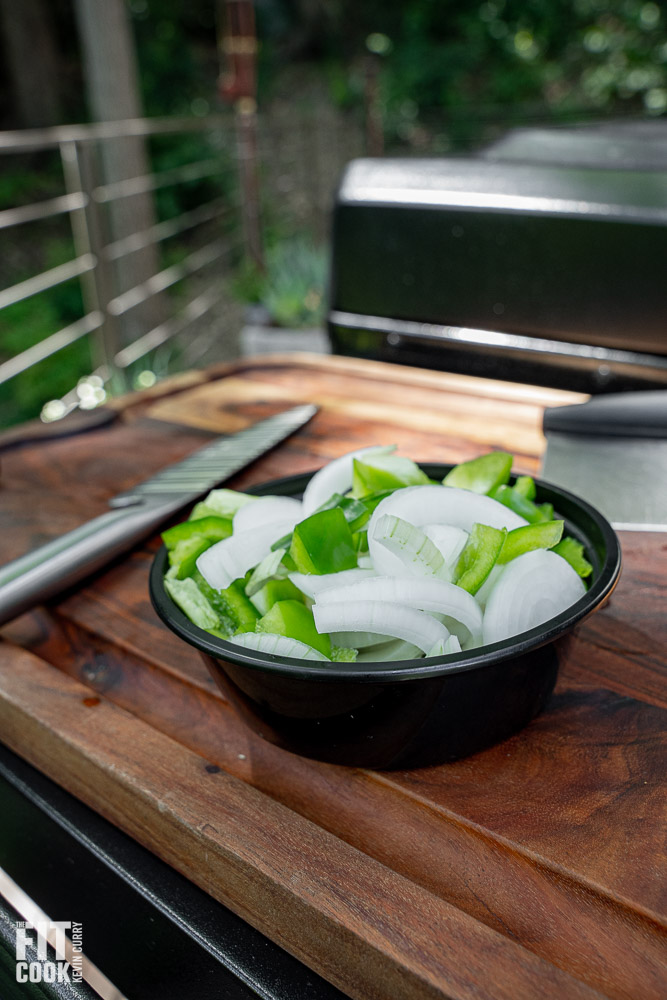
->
[0,354,665,1000]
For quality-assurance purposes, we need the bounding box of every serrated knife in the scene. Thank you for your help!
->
[0,404,317,626]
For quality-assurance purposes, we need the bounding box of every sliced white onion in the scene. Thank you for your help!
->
[356,638,423,661]
[357,554,374,570]
[483,549,587,646]
[232,632,328,660]
[330,630,393,648]
[288,567,376,599]
[422,524,468,566]
[427,634,462,657]
[233,495,302,534]
[368,484,526,577]
[312,601,449,654]
[316,575,482,646]
[474,563,504,611]
[196,518,294,591]
[245,548,288,597]
[301,445,396,515]
[373,514,449,579]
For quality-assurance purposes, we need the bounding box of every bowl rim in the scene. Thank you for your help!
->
[149,464,622,683]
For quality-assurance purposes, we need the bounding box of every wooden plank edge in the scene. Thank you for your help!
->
[0,643,607,1000]
[25,604,667,1000]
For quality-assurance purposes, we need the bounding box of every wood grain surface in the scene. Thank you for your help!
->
[0,354,665,1000]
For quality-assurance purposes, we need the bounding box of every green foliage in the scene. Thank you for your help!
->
[233,236,328,328]
[0,238,89,428]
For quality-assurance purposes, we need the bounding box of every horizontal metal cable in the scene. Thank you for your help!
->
[0,311,102,386]
[0,254,96,311]
[0,115,233,154]
[103,197,230,261]
[114,281,226,367]
[107,239,230,317]
[92,159,222,203]
[0,193,87,231]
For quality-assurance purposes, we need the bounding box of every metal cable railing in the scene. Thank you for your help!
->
[0,114,242,423]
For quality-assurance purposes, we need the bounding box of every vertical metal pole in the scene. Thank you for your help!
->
[219,0,264,272]
[60,139,126,392]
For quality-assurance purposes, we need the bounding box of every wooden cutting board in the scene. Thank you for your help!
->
[0,354,665,1000]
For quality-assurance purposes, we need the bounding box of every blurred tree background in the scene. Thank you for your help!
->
[0,0,665,426]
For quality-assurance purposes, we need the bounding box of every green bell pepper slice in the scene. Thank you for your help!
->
[512,476,536,500]
[217,578,260,632]
[258,600,332,657]
[165,536,213,580]
[497,520,564,564]
[553,537,593,579]
[490,485,553,524]
[162,515,234,580]
[453,523,506,594]
[289,507,358,575]
[164,577,220,631]
[188,489,256,521]
[351,456,430,498]
[443,452,512,494]
[162,515,233,549]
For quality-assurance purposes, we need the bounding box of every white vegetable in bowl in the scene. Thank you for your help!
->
[482,550,586,645]
[197,519,295,591]
[367,485,526,577]
[301,445,396,515]
[316,575,482,647]
[312,600,450,654]
[233,495,303,534]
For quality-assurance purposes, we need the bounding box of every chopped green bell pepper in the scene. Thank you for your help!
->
[190,570,236,635]
[164,577,220,631]
[257,600,332,657]
[512,476,536,500]
[253,577,306,614]
[331,646,358,662]
[553,537,593,579]
[289,507,357,575]
[189,488,256,521]
[162,515,232,549]
[453,523,506,594]
[351,455,430,498]
[498,520,564,564]
[162,515,234,580]
[166,536,214,580]
[490,485,553,524]
[218,579,260,632]
[443,452,512,494]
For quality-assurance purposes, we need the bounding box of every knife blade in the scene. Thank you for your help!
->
[541,390,667,530]
[0,404,317,626]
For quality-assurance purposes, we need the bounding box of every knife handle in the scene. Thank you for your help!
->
[543,390,667,439]
[0,501,177,627]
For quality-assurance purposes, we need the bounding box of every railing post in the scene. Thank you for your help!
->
[60,138,126,392]
[219,0,264,272]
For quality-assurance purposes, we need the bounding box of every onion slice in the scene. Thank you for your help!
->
[312,600,449,654]
[427,635,463,657]
[330,630,393,648]
[301,445,396,515]
[368,485,526,577]
[372,514,449,579]
[482,549,586,645]
[423,524,468,566]
[233,495,302,534]
[232,632,328,660]
[288,567,376,599]
[196,519,295,591]
[316,575,482,646]
[356,638,423,661]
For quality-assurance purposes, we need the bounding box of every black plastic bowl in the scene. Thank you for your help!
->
[149,464,621,769]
